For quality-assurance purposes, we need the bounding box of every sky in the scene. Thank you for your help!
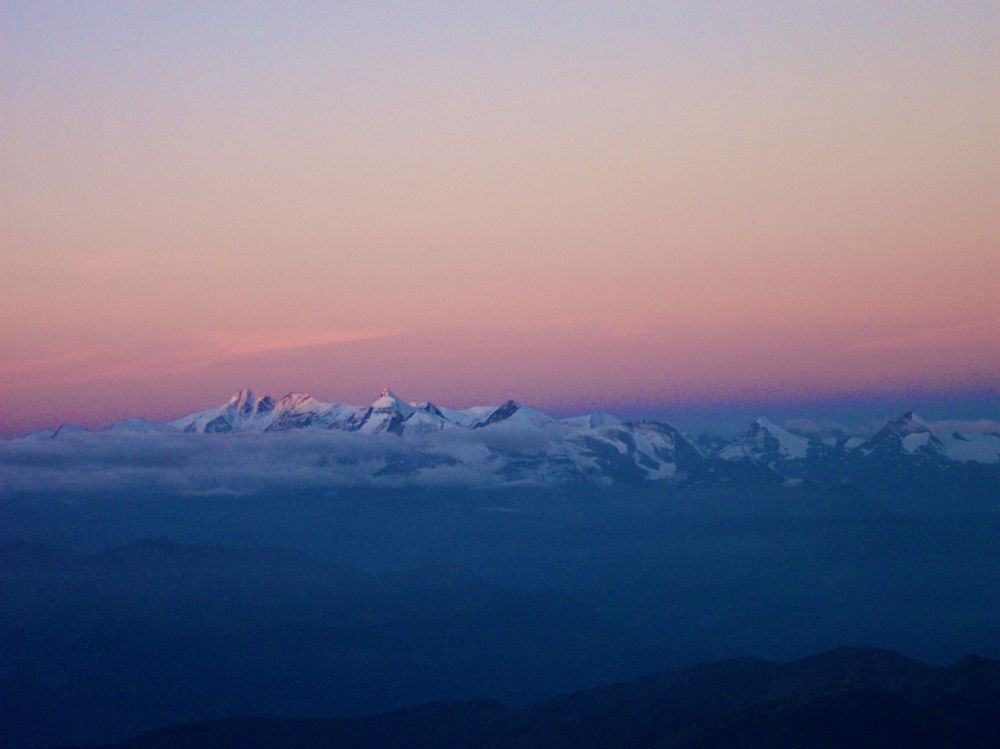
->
[1,1,998,436]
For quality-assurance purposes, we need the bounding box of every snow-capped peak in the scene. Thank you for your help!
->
[562,412,622,429]
[859,411,945,458]
[372,387,407,409]
[884,412,932,435]
[719,417,810,461]
[8,391,1000,493]
[473,400,521,428]
[224,389,275,416]
[752,418,810,459]
[277,392,317,410]
[347,388,420,435]
[227,388,255,408]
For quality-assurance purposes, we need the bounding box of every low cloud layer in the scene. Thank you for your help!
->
[927,419,1000,435]
[0,430,508,496]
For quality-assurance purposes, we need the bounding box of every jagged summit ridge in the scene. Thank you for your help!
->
[712,411,1000,467]
[161,388,568,437]
[15,387,717,486]
[9,395,1000,489]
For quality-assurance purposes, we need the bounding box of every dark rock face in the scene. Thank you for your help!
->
[861,412,943,459]
[203,415,232,433]
[475,400,521,428]
[420,402,445,419]
[266,411,314,431]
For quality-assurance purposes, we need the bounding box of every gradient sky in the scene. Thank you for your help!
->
[1,1,998,435]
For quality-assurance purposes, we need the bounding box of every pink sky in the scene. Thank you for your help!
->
[1,2,998,434]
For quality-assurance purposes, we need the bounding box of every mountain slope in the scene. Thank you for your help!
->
[860,412,1000,464]
[719,418,812,463]
[85,648,1000,749]
[6,393,999,491]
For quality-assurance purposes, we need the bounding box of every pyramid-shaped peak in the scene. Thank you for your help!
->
[371,387,413,414]
[372,387,403,405]
[861,411,939,454]
[739,416,810,459]
[888,411,931,434]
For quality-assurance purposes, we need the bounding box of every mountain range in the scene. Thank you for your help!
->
[9,388,1000,490]
[74,647,1000,748]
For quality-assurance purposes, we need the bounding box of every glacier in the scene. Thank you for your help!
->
[3,389,998,495]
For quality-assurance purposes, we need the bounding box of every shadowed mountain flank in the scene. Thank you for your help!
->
[80,648,1000,749]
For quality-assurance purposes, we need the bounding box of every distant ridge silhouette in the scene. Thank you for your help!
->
[75,647,1000,748]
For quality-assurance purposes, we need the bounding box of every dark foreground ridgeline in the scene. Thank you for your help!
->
[78,648,1000,749]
